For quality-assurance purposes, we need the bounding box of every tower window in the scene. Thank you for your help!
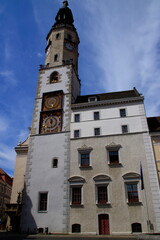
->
[56,33,60,40]
[50,71,59,83]
[54,54,58,62]
[52,158,58,168]
[38,192,48,212]
[67,34,72,41]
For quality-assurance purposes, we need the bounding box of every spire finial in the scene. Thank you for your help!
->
[63,1,68,7]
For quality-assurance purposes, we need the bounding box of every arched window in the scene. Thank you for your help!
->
[52,158,58,168]
[131,223,142,233]
[50,71,59,83]
[72,224,81,233]
[54,54,58,62]
[56,33,60,40]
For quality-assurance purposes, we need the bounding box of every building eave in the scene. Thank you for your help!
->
[71,96,144,110]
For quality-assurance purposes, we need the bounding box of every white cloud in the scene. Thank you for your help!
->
[0,144,16,176]
[76,0,160,116]
[0,116,9,132]
[0,70,17,85]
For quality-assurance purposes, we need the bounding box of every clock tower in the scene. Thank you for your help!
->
[21,1,80,233]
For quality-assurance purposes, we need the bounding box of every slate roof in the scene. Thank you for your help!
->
[147,117,160,132]
[75,88,142,104]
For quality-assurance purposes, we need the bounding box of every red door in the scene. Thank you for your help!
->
[99,214,110,235]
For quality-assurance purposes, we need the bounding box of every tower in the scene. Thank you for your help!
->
[20,1,80,233]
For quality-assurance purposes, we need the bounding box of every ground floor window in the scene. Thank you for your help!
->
[72,224,81,233]
[132,223,142,232]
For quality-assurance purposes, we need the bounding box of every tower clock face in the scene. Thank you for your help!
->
[43,92,62,111]
[44,95,60,109]
[65,42,74,51]
[40,112,62,134]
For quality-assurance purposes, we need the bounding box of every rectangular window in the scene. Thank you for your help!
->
[53,158,58,168]
[94,112,99,120]
[120,109,126,117]
[74,114,80,122]
[72,187,81,205]
[94,128,100,136]
[122,125,128,133]
[39,192,48,211]
[74,130,80,138]
[98,186,108,204]
[80,153,90,167]
[127,183,139,203]
[109,151,119,164]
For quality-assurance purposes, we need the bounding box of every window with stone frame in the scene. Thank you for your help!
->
[71,187,82,205]
[97,186,108,204]
[78,146,93,168]
[108,150,119,164]
[69,176,85,206]
[106,143,122,165]
[126,183,139,203]
[80,153,90,167]
[123,173,141,204]
[93,175,111,205]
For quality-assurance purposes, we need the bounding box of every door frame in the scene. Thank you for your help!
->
[98,213,110,235]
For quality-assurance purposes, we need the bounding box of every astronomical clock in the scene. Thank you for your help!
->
[40,91,63,134]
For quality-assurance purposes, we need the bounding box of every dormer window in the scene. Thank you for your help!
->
[88,96,97,102]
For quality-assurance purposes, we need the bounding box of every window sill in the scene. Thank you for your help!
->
[96,202,111,207]
[70,204,84,208]
[108,163,122,168]
[38,210,48,213]
[79,166,92,170]
[127,202,142,206]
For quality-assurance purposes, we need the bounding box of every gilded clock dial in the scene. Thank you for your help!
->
[43,115,59,130]
[44,96,60,109]
[65,42,74,51]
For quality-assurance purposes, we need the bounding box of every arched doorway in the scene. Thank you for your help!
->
[98,214,110,235]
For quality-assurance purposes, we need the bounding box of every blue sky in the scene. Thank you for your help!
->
[0,0,160,176]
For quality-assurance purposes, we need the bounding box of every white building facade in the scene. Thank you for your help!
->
[17,1,160,235]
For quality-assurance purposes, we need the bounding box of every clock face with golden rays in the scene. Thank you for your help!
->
[44,96,60,109]
[40,112,62,134]
[43,93,62,111]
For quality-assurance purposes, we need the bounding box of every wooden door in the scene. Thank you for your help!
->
[99,214,110,235]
